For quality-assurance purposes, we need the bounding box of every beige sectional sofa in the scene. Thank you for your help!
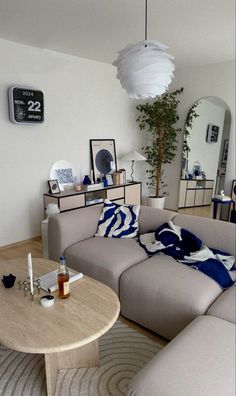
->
[48,204,236,395]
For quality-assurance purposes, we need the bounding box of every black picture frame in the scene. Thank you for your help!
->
[48,179,60,194]
[90,139,117,181]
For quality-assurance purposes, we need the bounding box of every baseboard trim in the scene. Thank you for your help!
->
[0,236,41,251]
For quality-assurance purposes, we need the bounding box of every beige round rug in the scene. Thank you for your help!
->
[0,321,162,396]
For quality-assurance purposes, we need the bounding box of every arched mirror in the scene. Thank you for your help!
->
[178,97,231,218]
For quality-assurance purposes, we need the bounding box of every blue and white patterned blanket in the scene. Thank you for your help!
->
[139,221,235,289]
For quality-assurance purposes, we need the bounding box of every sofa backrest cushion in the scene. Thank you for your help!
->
[138,206,177,234]
[173,214,236,256]
[48,205,103,261]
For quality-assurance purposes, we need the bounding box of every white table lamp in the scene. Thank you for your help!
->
[120,150,146,182]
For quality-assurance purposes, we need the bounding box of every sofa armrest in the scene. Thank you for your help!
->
[48,205,102,262]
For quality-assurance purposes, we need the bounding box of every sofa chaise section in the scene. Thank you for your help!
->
[128,315,236,396]
[120,254,222,340]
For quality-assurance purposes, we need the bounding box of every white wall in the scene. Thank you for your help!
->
[166,61,235,210]
[0,39,146,246]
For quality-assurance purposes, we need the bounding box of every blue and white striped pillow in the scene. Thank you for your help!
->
[95,199,140,238]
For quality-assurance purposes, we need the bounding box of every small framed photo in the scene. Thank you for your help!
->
[106,174,114,186]
[48,179,60,194]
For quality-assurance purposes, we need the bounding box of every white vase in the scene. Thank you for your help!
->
[147,196,166,209]
[46,203,60,217]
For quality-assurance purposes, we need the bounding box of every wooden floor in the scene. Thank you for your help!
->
[0,238,168,347]
[178,205,212,218]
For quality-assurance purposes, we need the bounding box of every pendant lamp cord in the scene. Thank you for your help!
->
[145,0,148,41]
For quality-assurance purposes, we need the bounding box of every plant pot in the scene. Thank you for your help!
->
[147,196,166,209]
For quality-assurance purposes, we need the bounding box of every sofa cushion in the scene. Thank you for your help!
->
[138,205,176,234]
[65,236,148,295]
[128,316,236,396]
[173,214,236,256]
[207,285,236,324]
[95,200,140,238]
[120,254,222,340]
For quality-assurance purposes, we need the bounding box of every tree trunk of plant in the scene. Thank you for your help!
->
[155,123,165,197]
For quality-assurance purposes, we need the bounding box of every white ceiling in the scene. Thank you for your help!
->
[0,0,235,68]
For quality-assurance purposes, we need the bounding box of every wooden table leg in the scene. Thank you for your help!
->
[45,353,59,396]
[44,340,99,396]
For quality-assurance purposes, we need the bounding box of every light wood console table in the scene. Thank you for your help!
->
[44,181,141,213]
[0,258,120,396]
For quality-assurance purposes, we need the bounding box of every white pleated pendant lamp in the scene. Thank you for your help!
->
[113,1,175,99]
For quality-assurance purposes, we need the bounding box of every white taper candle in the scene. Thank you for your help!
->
[27,252,34,295]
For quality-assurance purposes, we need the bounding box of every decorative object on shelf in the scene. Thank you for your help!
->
[193,160,201,178]
[90,170,94,184]
[113,172,121,185]
[120,151,146,182]
[119,169,126,184]
[137,88,183,208]
[50,160,76,190]
[221,139,229,167]
[73,176,81,191]
[56,168,73,184]
[46,203,60,217]
[74,184,82,191]
[112,0,175,99]
[8,86,44,124]
[83,175,91,185]
[106,174,114,186]
[48,179,60,194]
[102,175,108,187]
[2,273,16,288]
[90,139,117,181]
[86,183,103,191]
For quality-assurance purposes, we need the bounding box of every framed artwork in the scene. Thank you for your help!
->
[48,179,60,194]
[221,139,229,167]
[106,174,114,186]
[90,139,117,181]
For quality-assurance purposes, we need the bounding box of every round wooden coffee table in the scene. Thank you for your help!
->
[0,258,120,396]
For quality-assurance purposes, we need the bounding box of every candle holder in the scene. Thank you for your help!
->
[2,274,16,288]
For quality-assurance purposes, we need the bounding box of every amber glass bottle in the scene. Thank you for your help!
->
[58,256,70,298]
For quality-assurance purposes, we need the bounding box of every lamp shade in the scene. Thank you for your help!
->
[120,150,146,161]
[113,40,175,99]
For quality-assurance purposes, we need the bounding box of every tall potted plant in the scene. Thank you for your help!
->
[136,88,183,208]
